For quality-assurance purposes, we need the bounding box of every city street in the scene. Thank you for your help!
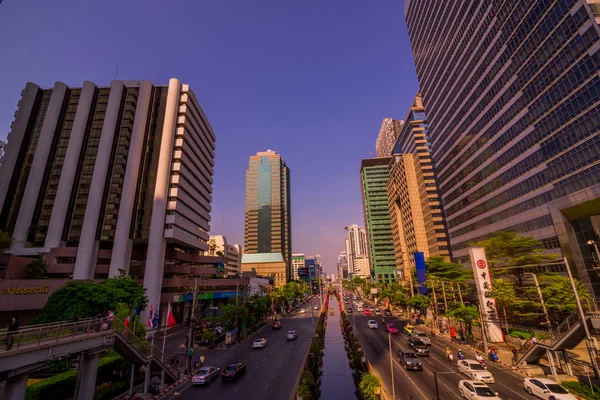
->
[167,298,321,400]
[351,300,537,400]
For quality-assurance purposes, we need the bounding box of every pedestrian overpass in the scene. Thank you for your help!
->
[0,317,179,400]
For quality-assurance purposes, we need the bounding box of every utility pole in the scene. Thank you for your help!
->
[186,277,199,374]
[456,282,464,304]
[434,371,440,400]
[441,281,448,311]
[431,280,439,324]
[565,257,600,379]
[531,273,551,332]
[388,332,395,400]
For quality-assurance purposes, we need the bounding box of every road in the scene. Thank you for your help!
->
[350,299,538,400]
[169,298,320,400]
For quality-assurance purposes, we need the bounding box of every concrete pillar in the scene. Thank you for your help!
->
[12,82,68,248]
[141,78,181,327]
[0,83,40,213]
[44,81,97,249]
[563,350,573,376]
[547,349,557,377]
[73,81,124,280]
[74,353,100,400]
[109,80,153,277]
[143,362,151,394]
[4,373,28,400]
[129,363,136,396]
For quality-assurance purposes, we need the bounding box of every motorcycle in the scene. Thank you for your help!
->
[147,384,160,395]
[457,352,465,360]
[488,353,499,362]
[477,358,486,369]
[447,353,454,362]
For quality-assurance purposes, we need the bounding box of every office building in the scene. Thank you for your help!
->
[306,257,316,280]
[376,118,404,157]
[0,140,5,167]
[209,235,242,275]
[361,158,396,283]
[344,224,369,278]
[292,253,306,281]
[353,258,371,279]
[244,150,292,281]
[241,253,287,288]
[315,254,323,278]
[387,95,451,281]
[337,251,348,280]
[0,79,249,324]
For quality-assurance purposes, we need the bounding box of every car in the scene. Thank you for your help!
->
[314,305,319,310]
[347,308,353,313]
[295,304,301,308]
[253,338,268,348]
[192,366,220,385]
[397,349,423,370]
[344,300,349,304]
[404,324,415,336]
[523,378,577,399]
[272,321,282,330]
[458,380,501,399]
[357,306,364,312]
[457,360,495,383]
[367,320,378,329]
[408,339,429,356]
[221,362,246,381]
[374,309,382,316]
[364,308,371,315]
[300,308,306,314]
[413,332,431,345]
[287,330,298,340]
[386,323,399,334]
[384,309,392,316]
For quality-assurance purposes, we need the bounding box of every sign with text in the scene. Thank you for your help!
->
[469,247,504,343]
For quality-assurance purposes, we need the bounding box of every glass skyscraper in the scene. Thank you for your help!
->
[244,150,292,280]
[405,0,600,298]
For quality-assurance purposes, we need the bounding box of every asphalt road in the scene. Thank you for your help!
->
[169,298,320,400]
[351,299,539,400]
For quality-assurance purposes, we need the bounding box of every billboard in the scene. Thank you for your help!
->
[469,247,504,343]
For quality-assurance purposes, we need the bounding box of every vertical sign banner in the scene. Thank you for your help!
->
[414,252,428,295]
[469,247,504,343]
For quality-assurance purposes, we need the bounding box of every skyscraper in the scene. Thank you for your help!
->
[244,150,292,281]
[405,0,600,297]
[344,224,369,278]
[337,251,348,280]
[360,158,396,283]
[387,94,451,282]
[375,118,404,157]
[0,78,225,324]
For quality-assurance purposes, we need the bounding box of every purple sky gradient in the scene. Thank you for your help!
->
[0,0,418,274]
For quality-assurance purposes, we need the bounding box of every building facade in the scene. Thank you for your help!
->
[353,257,371,279]
[292,253,306,281]
[209,235,242,275]
[404,0,600,299]
[337,251,348,280]
[387,95,451,281]
[360,158,396,283]
[0,79,246,325]
[376,118,404,157]
[244,150,292,281]
[0,140,5,167]
[344,224,369,278]
[241,253,287,288]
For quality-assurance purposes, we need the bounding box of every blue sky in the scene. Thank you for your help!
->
[0,0,418,274]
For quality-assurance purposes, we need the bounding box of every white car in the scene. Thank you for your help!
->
[314,305,319,310]
[367,320,378,329]
[253,338,267,349]
[192,366,220,385]
[413,332,431,345]
[357,306,364,312]
[300,308,306,314]
[523,378,576,399]
[458,380,501,399]
[457,359,495,383]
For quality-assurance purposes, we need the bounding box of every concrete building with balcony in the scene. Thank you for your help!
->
[386,94,451,281]
[209,235,242,275]
[0,79,246,325]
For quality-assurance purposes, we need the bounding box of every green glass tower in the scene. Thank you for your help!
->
[361,157,396,283]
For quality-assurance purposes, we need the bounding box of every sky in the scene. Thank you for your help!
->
[0,0,419,275]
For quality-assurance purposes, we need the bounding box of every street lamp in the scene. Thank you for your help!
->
[587,240,600,262]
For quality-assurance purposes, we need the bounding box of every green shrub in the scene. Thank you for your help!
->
[508,329,533,340]
[358,373,381,400]
[297,383,313,399]
[562,381,600,400]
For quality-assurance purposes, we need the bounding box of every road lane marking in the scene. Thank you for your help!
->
[265,384,269,390]
[245,376,250,380]
[272,374,276,379]
[234,387,239,392]
[206,388,212,393]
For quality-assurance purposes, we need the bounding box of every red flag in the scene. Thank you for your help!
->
[123,315,130,333]
[167,302,176,328]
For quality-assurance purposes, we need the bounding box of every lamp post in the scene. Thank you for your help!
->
[388,332,395,400]
[588,240,600,262]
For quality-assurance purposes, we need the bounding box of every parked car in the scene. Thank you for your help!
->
[287,330,298,340]
[458,380,501,400]
[253,338,268,349]
[413,332,431,345]
[386,323,399,334]
[457,360,495,383]
[384,309,392,316]
[523,378,577,399]
[397,349,423,371]
[367,320,378,329]
[272,321,282,330]
[192,366,220,385]
[221,362,246,382]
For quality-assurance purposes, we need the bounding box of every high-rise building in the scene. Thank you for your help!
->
[405,0,600,298]
[0,79,246,325]
[387,95,451,281]
[353,257,371,279]
[244,150,292,281]
[361,158,396,283]
[0,140,6,167]
[292,253,306,281]
[344,224,369,278]
[209,235,242,275]
[337,251,348,280]
[376,118,404,157]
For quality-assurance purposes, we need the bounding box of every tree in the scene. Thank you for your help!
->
[26,225,46,247]
[220,303,249,331]
[216,250,224,257]
[36,272,148,323]
[472,232,558,286]
[24,258,49,279]
[488,278,518,330]
[0,229,12,251]
[407,294,429,316]
[358,373,381,400]
[447,303,480,337]
[425,256,473,282]
[538,274,591,316]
